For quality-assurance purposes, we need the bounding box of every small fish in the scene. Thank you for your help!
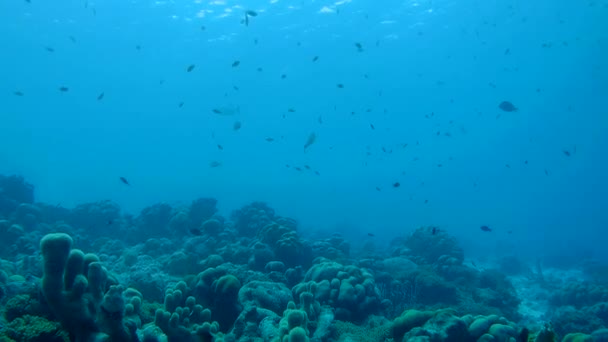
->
[136,45,141,51]
[498,101,518,112]
[471,261,477,268]
[257,67,263,72]
[212,109,223,114]
[233,121,242,131]
[190,228,202,236]
[281,74,287,79]
[304,132,316,150]
[233,85,239,91]
[432,227,437,235]
[200,25,206,31]
[336,83,344,88]
[504,48,511,55]
[245,10,258,17]
[424,199,428,204]
[480,225,492,232]
[217,144,223,150]
[355,42,363,52]
[97,92,105,101]
[232,60,240,67]
[563,150,571,157]
[370,123,375,130]
[505,164,511,168]
[304,165,311,170]
[294,167,302,171]
[314,171,320,176]
[375,187,381,192]
[45,46,55,53]
[265,137,275,142]
[209,161,222,168]
[69,36,77,43]
[544,169,550,176]
[312,56,319,62]
[367,233,375,237]
[119,177,130,186]
[187,64,196,72]
[393,182,400,188]
[318,116,323,124]
[178,102,184,108]
[59,86,69,92]
[13,91,24,96]
[288,108,296,112]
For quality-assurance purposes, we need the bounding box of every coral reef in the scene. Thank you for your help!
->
[0,175,604,342]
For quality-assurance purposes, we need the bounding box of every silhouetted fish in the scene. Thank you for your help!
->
[498,101,518,112]
[190,228,202,236]
[232,60,240,67]
[97,92,105,101]
[355,42,363,52]
[312,56,319,62]
[209,161,222,168]
[217,144,223,150]
[45,46,55,53]
[59,86,69,92]
[13,91,24,96]
[246,10,258,17]
[370,124,375,130]
[432,227,438,235]
[304,133,316,150]
[119,177,130,186]
[233,121,242,131]
[336,84,344,88]
[393,182,400,188]
[186,64,195,72]
[563,150,571,157]
[367,233,375,237]
[480,225,492,232]
[265,137,275,142]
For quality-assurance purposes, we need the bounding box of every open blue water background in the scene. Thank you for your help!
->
[1,0,607,264]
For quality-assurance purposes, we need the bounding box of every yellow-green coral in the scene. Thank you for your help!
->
[1,315,69,342]
[333,320,390,341]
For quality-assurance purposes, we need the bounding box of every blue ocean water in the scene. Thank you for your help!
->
[2,0,606,262]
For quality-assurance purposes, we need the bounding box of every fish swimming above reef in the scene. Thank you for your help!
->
[243,9,258,26]
[211,106,240,116]
[304,132,316,150]
[480,225,492,232]
[498,101,518,112]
